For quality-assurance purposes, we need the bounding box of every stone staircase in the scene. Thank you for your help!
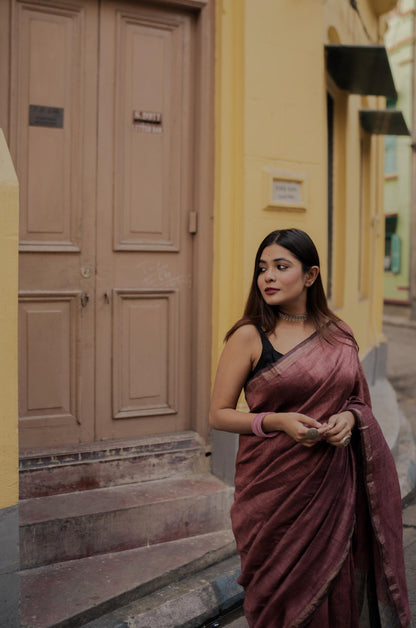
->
[19,432,236,627]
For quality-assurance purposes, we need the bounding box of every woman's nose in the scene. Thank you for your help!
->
[265,268,275,281]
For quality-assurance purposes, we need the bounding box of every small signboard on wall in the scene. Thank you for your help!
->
[272,179,302,205]
[29,105,64,129]
[133,110,163,134]
[263,168,307,212]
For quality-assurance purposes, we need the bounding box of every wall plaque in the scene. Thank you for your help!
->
[29,105,64,129]
[272,180,302,204]
[262,168,307,212]
[133,110,163,133]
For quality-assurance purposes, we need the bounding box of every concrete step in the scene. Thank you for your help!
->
[20,530,237,628]
[20,474,234,569]
[83,553,243,628]
[19,431,209,499]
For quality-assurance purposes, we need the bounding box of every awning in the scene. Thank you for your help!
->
[359,110,410,136]
[325,44,397,99]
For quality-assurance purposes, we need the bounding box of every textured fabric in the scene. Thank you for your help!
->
[231,324,411,628]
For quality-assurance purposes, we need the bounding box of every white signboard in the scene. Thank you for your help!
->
[272,179,302,204]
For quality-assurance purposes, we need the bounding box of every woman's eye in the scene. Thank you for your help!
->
[258,267,266,273]
[277,265,288,271]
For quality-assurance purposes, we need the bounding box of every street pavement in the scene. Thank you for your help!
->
[383,308,416,443]
[383,307,416,622]
[205,307,416,627]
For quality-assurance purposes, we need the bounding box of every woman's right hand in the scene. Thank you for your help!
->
[263,412,331,447]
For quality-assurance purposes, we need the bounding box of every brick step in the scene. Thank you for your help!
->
[20,530,237,628]
[19,431,209,499]
[20,475,234,569]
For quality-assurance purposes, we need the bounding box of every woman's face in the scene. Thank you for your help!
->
[257,243,316,313]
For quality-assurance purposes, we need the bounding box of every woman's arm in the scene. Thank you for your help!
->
[209,325,328,444]
[209,325,259,433]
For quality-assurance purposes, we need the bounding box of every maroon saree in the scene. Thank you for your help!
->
[231,325,411,628]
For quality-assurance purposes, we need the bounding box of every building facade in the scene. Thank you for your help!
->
[383,0,414,306]
[0,0,402,623]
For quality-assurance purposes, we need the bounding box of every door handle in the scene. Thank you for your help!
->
[80,292,89,308]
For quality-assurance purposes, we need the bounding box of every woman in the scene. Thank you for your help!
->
[209,229,411,628]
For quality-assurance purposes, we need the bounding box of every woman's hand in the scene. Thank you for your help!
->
[263,412,332,447]
[322,411,355,448]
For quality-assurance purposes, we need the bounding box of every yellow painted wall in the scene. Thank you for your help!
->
[322,2,386,356]
[0,129,19,509]
[212,0,246,363]
[213,0,392,374]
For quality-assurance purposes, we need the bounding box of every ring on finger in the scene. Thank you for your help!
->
[342,434,351,447]
[304,428,320,441]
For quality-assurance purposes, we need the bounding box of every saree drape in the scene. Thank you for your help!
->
[231,325,411,628]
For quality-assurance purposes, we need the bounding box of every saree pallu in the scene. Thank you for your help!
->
[231,326,411,628]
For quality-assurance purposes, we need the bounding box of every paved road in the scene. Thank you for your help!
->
[384,311,416,623]
[383,314,416,443]
[207,310,416,627]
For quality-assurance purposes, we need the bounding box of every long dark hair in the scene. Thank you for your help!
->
[225,228,356,347]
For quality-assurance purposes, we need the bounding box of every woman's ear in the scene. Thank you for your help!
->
[305,266,320,287]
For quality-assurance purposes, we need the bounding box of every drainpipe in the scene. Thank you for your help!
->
[410,3,416,319]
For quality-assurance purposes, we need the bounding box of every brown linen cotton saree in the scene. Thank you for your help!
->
[231,325,411,628]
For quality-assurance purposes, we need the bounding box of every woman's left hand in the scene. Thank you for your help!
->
[323,411,355,448]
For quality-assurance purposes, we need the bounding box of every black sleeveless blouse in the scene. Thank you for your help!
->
[246,326,284,384]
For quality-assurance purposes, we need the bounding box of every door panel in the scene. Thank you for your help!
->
[15,1,84,251]
[19,292,78,422]
[113,9,184,251]
[96,2,195,439]
[112,289,179,419]
[13,0,98,448]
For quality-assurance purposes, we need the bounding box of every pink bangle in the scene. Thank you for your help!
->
[252,412,276,438]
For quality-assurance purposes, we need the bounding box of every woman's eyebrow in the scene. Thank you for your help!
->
[259,257,292,264]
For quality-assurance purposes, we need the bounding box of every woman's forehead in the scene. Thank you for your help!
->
[259,243,298,262]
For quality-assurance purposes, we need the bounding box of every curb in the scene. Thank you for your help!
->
[84,555,244,628]
[383,315,416,330]
[396,410,416,503]
[370,377,416,501]
[369,378,400,454]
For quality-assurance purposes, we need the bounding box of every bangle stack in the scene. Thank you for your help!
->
[252,412,276,438]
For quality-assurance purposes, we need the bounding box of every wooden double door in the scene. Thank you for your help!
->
[2,0,204,449]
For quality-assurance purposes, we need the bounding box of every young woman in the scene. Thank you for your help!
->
[210,229,410,628]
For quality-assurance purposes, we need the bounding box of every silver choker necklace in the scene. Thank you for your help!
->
[277,310,308,323]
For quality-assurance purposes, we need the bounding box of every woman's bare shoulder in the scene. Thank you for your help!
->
[223,323,261,369]
[227,323,260,344]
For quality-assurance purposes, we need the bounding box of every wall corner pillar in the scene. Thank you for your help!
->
[0,128,20,626]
